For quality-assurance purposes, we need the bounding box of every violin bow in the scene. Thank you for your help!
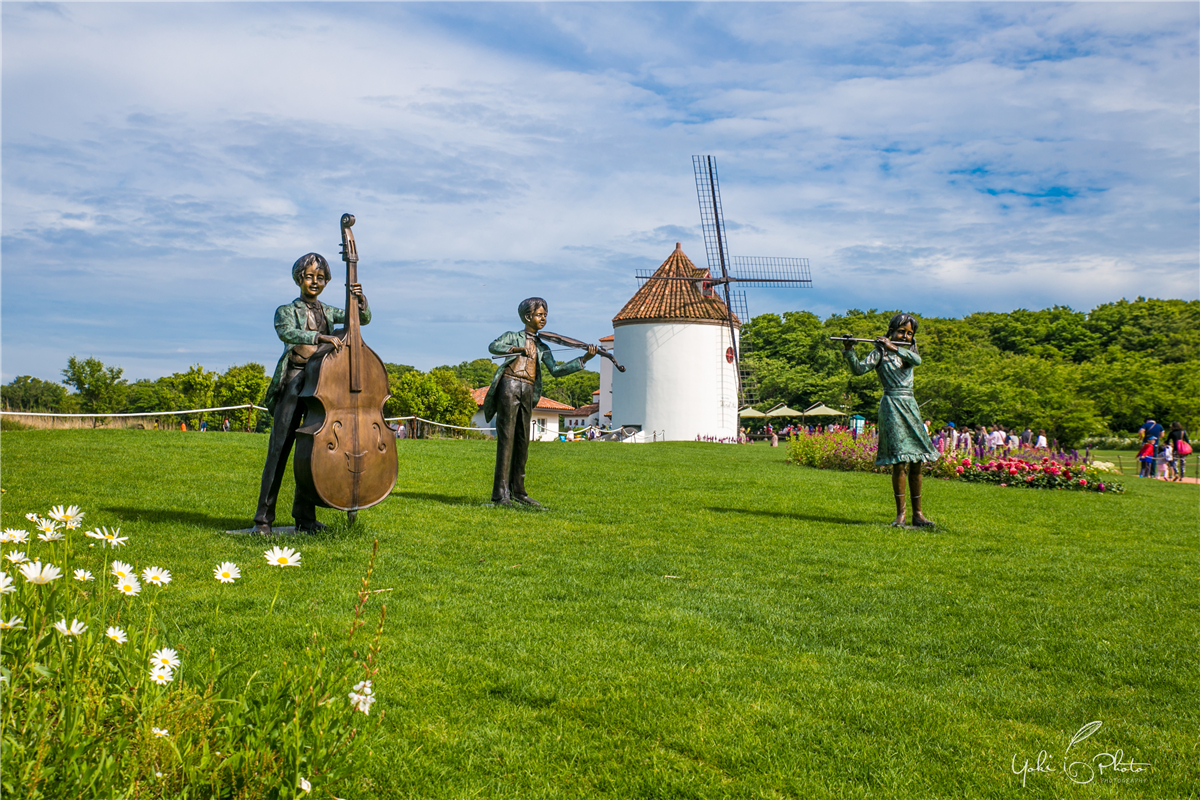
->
[539,331,627,372]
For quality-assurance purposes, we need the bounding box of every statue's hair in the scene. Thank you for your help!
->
[886,313,919,353]
[292,253,332,286]
[518,297,548,323]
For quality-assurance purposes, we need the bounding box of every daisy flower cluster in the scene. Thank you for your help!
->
[1,502,383,796]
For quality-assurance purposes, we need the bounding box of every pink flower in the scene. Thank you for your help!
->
[1078,478,1087,486]
[1098,483,1105,492]
[999,483,1007,487]
[955,466,964,474]
[961,457,971,466]
[1009,468,1018,475]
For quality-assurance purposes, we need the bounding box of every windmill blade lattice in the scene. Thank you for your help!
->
[692,155,733,281]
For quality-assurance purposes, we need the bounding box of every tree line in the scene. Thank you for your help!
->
[742,297,1199,446]
[2,355,600,432]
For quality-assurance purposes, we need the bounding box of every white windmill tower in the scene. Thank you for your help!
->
[610,242,742,440]
[608,156,812,441]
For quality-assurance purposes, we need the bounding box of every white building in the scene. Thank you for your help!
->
[610,243,741,441]
[470,387,574,442]
[564,392,600,429]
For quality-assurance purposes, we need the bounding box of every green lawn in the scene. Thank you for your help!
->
[1,430,1197,799]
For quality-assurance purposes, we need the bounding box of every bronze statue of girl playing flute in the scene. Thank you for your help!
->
[839,314,938,528]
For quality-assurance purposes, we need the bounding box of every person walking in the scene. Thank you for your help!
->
[1166,421,1191,481]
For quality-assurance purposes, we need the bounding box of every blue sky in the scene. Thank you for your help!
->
[2,2,1197,383]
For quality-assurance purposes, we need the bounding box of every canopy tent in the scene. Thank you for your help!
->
[765,404,803,417]
[802,403,846,417]
[738,407,767,418]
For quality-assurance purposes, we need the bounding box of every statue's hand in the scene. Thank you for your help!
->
[841,336,855,351]
[583,344,598,361]
[876,337,898,352]
[319,334,344,352]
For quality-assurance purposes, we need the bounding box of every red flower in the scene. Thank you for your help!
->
[961,457,972,466]
[1009,468,1019,475]
[955,466,964,474]
[1079,478,1087,486]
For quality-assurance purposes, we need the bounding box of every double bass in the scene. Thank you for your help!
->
[294,214,397,522]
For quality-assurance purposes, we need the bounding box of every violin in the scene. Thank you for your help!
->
[294,214,397,522]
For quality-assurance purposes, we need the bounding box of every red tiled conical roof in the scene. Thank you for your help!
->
[612,243,740,328]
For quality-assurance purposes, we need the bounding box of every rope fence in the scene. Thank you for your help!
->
[0,405,497,437]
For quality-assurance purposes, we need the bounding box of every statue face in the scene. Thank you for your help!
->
[299,264,328,302]
[894,321,915,344]
[525,305,548,331]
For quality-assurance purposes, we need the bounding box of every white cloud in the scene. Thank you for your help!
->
[1,2,1195,383]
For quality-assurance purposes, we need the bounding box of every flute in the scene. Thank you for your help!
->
[829,336,909,347]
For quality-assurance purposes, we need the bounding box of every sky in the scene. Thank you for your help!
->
[2,1,1197,384]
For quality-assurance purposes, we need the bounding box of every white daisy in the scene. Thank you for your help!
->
[20,561,62,585]
[5,551,29,564]
[213,562,241,583]
[0,572,13,594]
[0,616,25,630]
[106,626,128,644]
[53,618,87,637]
[48,505,84,526]
[24,512,41,523]
[115,577,141,596]
[34,518,60,538]
[298,776,312,793]
[263,546,301,567]
[84,529,106,542]
[99,527,128,548]
[152,726,170,737]
[149,668,173,686]
[37,530,65,543]
[2,529,29,544]
[150,647,181,670]
[110,560,134,579]
[74,569,95,582]
[141,567,171,587]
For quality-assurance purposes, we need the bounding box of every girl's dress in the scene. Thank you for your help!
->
[844,346,939,466]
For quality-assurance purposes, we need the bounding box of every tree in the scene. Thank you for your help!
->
[172,365,218,429]
[540,370,600,409]
[61,357,127,420]
[1,376,68,412]
[384,368,476,432]
[214,363,270,431]
[440,358,497,389]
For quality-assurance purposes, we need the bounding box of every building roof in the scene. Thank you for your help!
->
[612,243,740,328]
[535,396,574,411]
[571,403,600,416]
[598,335,614,343]
[471,386,574,412]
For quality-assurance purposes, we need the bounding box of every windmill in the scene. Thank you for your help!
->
[636,155,812,406]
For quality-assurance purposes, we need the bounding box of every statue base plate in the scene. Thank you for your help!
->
[225,526,298,536]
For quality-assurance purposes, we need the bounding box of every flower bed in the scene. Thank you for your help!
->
[786,432,1124,493]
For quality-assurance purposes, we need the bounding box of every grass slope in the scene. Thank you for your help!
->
[1,430,1197,799]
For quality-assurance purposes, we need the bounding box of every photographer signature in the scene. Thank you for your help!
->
[1011,721,1151,787]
